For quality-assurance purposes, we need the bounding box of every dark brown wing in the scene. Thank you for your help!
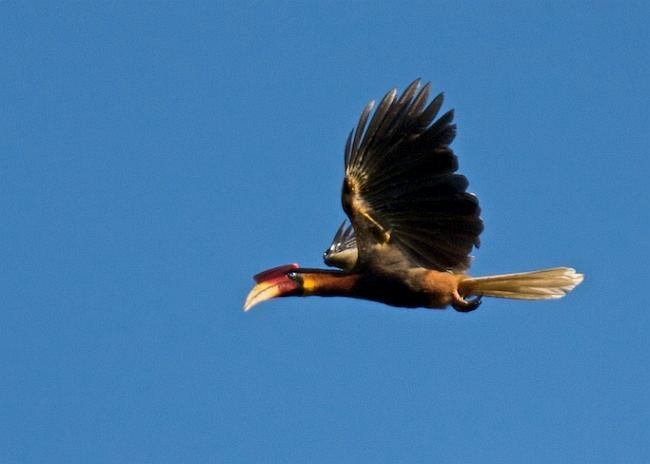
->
[342,79,483,272]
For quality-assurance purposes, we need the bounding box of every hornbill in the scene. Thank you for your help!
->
[244,80,583,312]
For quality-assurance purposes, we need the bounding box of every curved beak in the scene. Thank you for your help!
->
[243,264,301,312]
[243,278,286,311]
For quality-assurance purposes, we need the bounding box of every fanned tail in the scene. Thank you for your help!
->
[460,267,583,300]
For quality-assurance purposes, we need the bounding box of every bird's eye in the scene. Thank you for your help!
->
[287,271,297,280]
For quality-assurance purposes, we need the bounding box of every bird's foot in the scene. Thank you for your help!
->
[452,295,482,313]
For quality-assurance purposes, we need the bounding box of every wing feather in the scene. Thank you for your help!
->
[342,79,483,272]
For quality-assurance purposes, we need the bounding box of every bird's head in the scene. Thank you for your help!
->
[243,264,355,311]
[243,263,303,311]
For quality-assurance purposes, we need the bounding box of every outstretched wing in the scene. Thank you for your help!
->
[342,79,483,272]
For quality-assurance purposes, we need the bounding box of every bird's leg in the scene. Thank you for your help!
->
[451,292,482,312]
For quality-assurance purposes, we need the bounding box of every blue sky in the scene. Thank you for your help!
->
[2,2,649,462]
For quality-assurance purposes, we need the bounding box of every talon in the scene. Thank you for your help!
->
[452,295,482,313]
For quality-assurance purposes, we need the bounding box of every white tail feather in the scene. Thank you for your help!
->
[460,267,583,300]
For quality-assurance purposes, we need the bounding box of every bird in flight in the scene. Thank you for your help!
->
[244,79,583,312]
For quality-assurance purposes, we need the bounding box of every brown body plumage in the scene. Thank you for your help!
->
[244,80,583,312]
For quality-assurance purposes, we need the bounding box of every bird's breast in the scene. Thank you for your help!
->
[354,269,456,309]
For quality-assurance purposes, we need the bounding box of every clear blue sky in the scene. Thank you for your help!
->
[2,2,649,462]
